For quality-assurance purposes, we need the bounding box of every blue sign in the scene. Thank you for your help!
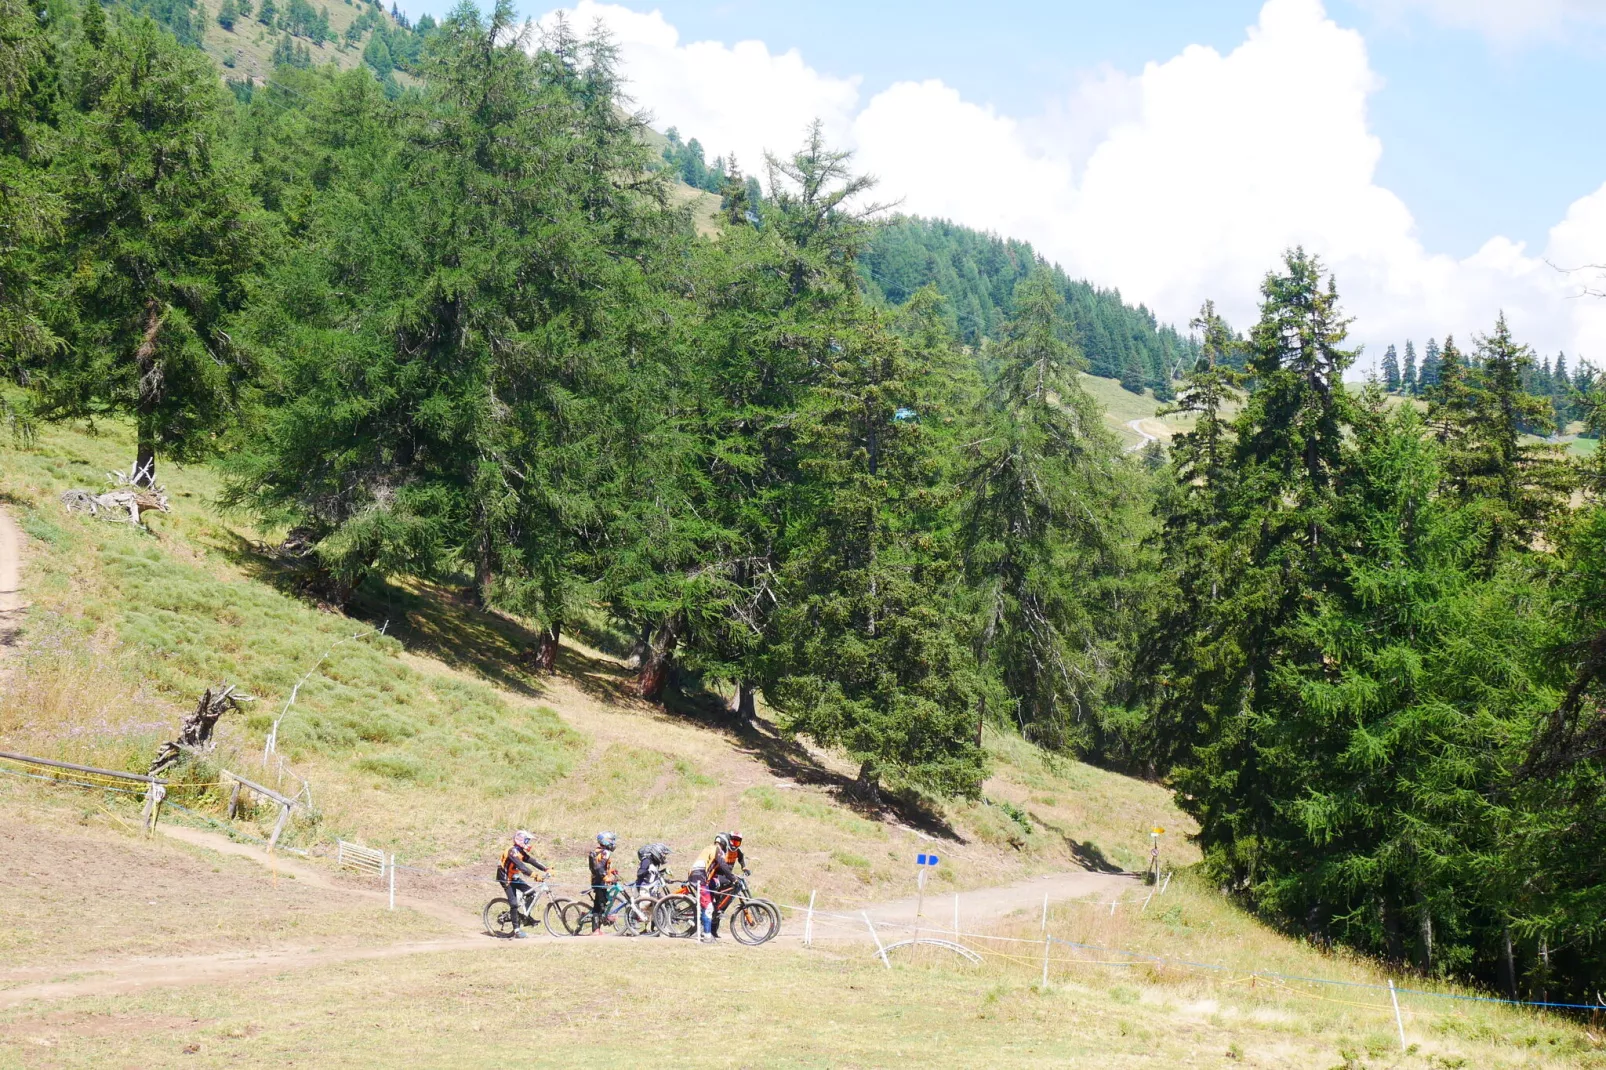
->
[916,853,940,866]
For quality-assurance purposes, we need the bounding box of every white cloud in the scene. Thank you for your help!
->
[538,2,860,177]
[1359,0,1606,46]
[541,0,1606,365]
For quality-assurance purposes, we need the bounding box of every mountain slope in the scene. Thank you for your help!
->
[860,216,1198,399]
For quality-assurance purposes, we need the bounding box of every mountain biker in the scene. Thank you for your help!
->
[689,833,736,941]
[635,841,672,893]
[588,831,619,930]
[724,830,750,876]
[498,830,548,939]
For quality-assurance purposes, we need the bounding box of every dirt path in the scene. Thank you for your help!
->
[155,825,477,932]
[0,821,1141,1009]
[0,504,23,677]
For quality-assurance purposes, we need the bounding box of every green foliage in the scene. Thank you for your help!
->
[962,269,1143,753]
[660,125,725,194]
[28,3,264,481]
[857,216,1198,398]
[0,0,60,381]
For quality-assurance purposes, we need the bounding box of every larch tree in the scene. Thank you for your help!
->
[36,2,263,484]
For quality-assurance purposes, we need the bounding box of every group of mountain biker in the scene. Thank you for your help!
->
[498,828,749,941]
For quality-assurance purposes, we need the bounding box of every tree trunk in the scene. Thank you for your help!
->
[473,529,494,609]
[535,621,561,674]
[975,695,986,750]
[1501,926,1518,1000]
[636,616,681,703]
[133,298,163,487]
[728,679,756,722]
[1380,896,1403,963]
[854,760,881,806]
[626,623,651,669]
[1415,889,1434,974]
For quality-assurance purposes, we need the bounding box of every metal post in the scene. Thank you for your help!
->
[389,855,396,911]
[915,867,926,919]
[864,911,890,969]
[1041,933,1051,988]
[1040,892,1048,934]
[1109,896,1118,916]
[1389,979,1406,1052]
[1142,893,1154,913]
[141,782,165,835]
[1161,872,1173,895]
[804,890,817,948]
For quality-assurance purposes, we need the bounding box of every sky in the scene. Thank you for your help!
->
[400,0,1606,368]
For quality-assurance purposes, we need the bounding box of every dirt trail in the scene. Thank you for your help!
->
[0,504,23,678]
[0,821,1140,1008]
[856,869,1138,933]
[155,824,477,931]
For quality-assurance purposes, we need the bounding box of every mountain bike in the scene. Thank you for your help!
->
[718,875,781,945]
[560,881,649,936]
[483,878,570,938]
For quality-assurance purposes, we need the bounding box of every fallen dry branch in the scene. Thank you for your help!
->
[61,463,171,527]
[150,683,243,777]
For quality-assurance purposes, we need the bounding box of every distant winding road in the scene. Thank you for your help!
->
[1124,418,1161,452]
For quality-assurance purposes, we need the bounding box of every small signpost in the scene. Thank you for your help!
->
[1148,827,1164,886]
[914,852,940,918]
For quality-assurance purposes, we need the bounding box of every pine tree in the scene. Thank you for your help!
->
[1155,248,1358,890]
[962,269,1129,751]
[216,0,236,29]
[32,7,263,484]
[1419,337,1442,392]
[361,29,389,74]
[1381,343,1400,392]
[767,309,986,800]
[1430,316,1572,566]
[1402,339,1418,395]
[0,0,59,388]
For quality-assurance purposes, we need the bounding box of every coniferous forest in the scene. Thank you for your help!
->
[8,0,1606,1008]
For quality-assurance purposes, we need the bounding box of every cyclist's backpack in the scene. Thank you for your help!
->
[637,841,671,866]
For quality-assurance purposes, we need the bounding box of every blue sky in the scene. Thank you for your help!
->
[398,0,1606,359]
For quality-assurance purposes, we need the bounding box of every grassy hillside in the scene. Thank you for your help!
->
[194,0,373,85]
[0,415,1597,1067]
[0,413,1189,911]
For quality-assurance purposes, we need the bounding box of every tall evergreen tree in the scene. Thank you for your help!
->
[32,4,263,483]
[0,0,58,388]
[767,308,986,800]
[1430,314,1572,567]
[1419,336,1442,391]
[962,269,1128,751]
[1380,343,1400,392]
[1151,248,1358,891]
[1402,339,1418,396]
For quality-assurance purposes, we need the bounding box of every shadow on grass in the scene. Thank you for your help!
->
[660,681,965,844]
[211,531,963,842]
[1031,813,1127,874]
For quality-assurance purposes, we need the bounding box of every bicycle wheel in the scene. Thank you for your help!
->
[562,899,599,935]
[653,894,698,939]
[483,897,518,938]
[729,899,781,946]
[544,897,576,937]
